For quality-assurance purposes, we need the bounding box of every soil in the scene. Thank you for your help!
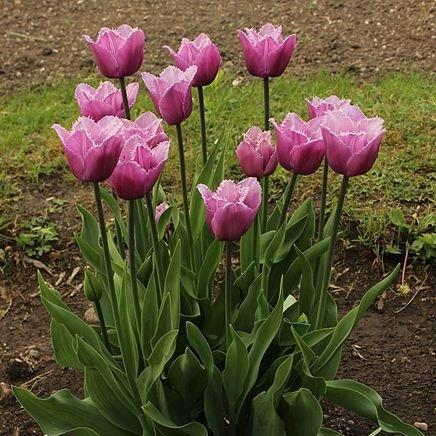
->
[0,176,434,435]
[1,0,435,96]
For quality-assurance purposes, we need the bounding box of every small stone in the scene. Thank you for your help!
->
[42,48,53,56]
[84,306,98,324]
[29,349,40,358]
[414,422,428,431]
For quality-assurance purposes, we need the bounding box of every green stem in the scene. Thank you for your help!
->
[317,159,329,240]
[197,86,207,165]
[112,191,125,259]
[127,200,143,346]
[278,172,298,228]
[119,77,131,120]
[93,183,146,428]
[263,76,270,131]
[175,123,195,269]
[261,176,269,233]
[225,241,233,350]
[315,176,349,329]
[145,192,165,294]
[94,298,110,351]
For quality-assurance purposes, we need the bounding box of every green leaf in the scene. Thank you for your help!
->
[77,204,101,250]
[204,366,225,436]
[279,388,323,436]
[76,235,105,274]
[325,379,423,436]
[234,273,262,332]
[251,355,294,436]
[143,402,208,436]
[295,247,316,324]
[100,187,128,242]
[13,388,136,436]
[291,327,316,367]
[50,320,83,371]
[197,240,222,300]
[186,322,214,378]
[313,265,400,378]
[164,240,182,328]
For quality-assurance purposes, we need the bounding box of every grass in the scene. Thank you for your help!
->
[0,70,434,258]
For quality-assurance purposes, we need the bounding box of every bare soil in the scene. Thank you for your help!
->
[0,0,435,96]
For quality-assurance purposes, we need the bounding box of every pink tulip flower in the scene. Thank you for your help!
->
[122,112,169,148]
[52,116,123,183]
[306,95,365,121]
[84,25,145,78]
[321,110,385,177]
[164,33,221,87]
[109,135,170,200]
[155,202,170,222]
[142,66,197,125]
[75,81,139,121]
[271,113,325,175]
[236,127,278,178]
[197,178,261,241]
[237,23,297,78]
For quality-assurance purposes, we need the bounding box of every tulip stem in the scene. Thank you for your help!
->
[261,176,269,233]
[175,123,195,270]
[197,86,208,165]
[112,191,126,259]
[128,200,143,341]
[94,298,110,351]
[317,159,329,240]
[145,192,165,295]
[315,176,349,329]
[119,77,131,120]
[278,172,298,228]
[225,241,233,350]
[263,77,270,131]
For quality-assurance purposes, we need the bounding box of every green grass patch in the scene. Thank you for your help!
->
[0,71,434,258]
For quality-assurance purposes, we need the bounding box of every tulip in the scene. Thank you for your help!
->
[84,25,145,78]
[197,178,261,241]
[236,127,278,178]
[164,33,221,87]
[122,112,169,147]
[321,110,385,177]
[141,66,197,126]
[272,113,325,175]
[52,116,123,183]
[75,81,139,121]
[109,135,170,200]
[155,202,170,222]
[237,23,297,78]
[307,95,365,120]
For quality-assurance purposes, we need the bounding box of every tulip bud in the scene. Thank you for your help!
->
[141,66,197,125]
[155,202,170,222]
[321,110,385,177]
[52,116,123,183]
[83,270,103,302]
[236,127,277,178]
[84,25,145,78]
[164,33,221,87]
[75,81,139,121]
[197,178,261,241]
[237,23,297,78]
[272,113,325,175]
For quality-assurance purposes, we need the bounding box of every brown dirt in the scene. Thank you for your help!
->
[0,177,434,435]
[1,0,435,96]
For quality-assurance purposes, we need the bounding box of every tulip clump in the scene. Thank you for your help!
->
[14,20,423,436]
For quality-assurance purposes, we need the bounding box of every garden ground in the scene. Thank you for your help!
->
[0,1,435,435]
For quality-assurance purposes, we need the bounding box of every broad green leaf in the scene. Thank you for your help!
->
[13,388,135,436]
[234,273,262,332]
[204,366,225,436]
[295,247,316,324]
[280,388,323,436]
[186,322,214,378]
[291,327,316,367]
[76,235,105,274]
[77,204,100,250]
[197,239,222,300]
[164,240,181,328]
[325,379,423,436]
[50,320,83,371]
[100,187,128,242]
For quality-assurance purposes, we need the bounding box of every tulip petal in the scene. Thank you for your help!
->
[236,140,264,178]
[116,29,145,77]
[159,81,192,125]
[322,127,351,175]
[345,132,383,176]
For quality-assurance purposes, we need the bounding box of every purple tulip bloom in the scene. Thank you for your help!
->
[155,202,170,222]
[52,116,123,183]
[271,113,325,175]
[307,95,365,121]
[84,25,145,78]
[122,112,169,148]
[164,33,221,87]
[142,66,197,125]
[75,81,139,121]
[109,135,170,200]
[321,110,385,177]
[197,178,261,241]
[236,127,278,178]
[237,23,297,78]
